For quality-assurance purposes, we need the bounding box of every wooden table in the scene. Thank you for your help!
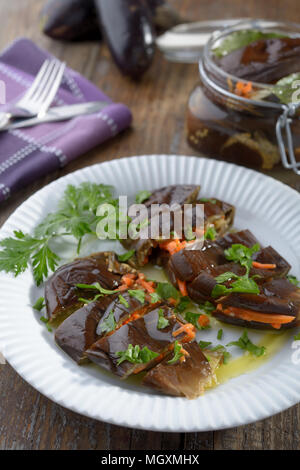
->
[1,0,300,450]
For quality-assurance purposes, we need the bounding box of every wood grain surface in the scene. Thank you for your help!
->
[0,0,300,450]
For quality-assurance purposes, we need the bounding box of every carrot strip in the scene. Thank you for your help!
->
[220,305,295,327]
[159,239,186,256]
[198,314,210,327]
[252,262,276,270]
[173,323,196,342]
[177,279,188,296]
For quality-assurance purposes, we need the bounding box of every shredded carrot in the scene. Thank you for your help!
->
[198,314,210,327]
[173,323,196,342]
[168,297,178,306]
[159,238,186,256]
[177,279,188,297]
[136,272,155,293]
[234,81,253,98]
[220,305,295,328]
[252,262,276,270]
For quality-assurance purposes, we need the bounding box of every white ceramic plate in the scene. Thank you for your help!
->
[1,155,300,432]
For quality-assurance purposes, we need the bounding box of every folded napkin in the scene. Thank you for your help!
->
[0,38,132,202]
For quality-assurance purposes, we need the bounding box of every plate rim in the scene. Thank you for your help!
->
[1,154,300,432]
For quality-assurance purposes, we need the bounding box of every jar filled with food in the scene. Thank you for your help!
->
[187,20,300,173]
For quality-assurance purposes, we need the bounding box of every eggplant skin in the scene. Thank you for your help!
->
[41,0,101,41]
[213,311,297,330]
[94,0,156,78]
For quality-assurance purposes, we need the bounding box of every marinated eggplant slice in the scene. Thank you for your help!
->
[86,305,188,378]
[142,342,222,399]
[213,278,300,330]
[202,198,235,236]
[122,185,200,267]
[55,290,152,364]
[55,297,114,364]
[45,251,135,323]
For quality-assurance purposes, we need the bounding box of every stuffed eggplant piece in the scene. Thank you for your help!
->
[41,0,101,41]
[86,305,190,378]
[143,343,223,399]
[55,290,153,364]
[123,184,201,267]
[94,0,155,79]
[45,251,135,323]
[214,278,300,330]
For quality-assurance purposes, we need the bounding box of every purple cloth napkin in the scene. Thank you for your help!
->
[0,38,132,202]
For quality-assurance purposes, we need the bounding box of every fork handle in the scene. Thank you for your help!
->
[0,113,11,130]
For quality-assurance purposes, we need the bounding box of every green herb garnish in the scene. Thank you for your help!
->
[294,332,300,341]
[98,311,116,334]
[225,243,260,272]
[204,226,217,241]
[117,250,135,262]
[227,329,266,357]
[76,282,116,296]
[40,316,52,332]
[167,341,184,365]
[199,198,217,204]
[0,183,119,285]
[198,340,212,349]
[135,190,151,204]
[119,294,129,308]
[217,329,223,340]
[157,308,169,329]
[288,275,299,287]
[128,289,145,304]
[213,29,285,58]
[212,276,260,298]
[184,311,210,330]
[150,292,161,304]
[33,297,45,311]
[116,344,159,366]
[175,296,191,313]
[156,282,180,301]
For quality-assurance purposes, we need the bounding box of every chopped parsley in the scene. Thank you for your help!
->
[135,190,151,204]
[150,292,161,304]
[40,316,52,332]
[117,250,135,262]
[116,344,159,366]
[184,311,210,330]
[227,330,266,357]
[33,297,45,311]
[167,341,184,365]
[294,332,300,341]
[118,294,129,308]
[198,340,212,349]
[76,282,116,296]
[288,275,299,287]
[98,311,116,335]
[156,282,180,302]
[157,308,169,330]
[204,226,217,241]
[128,289,145,304]
[175,296,191,313]
[217,329,223,340]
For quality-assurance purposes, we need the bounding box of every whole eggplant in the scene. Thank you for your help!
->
[41,0,101,41]
[94,0,156,79]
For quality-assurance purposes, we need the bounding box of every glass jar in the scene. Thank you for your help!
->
[186,20,300,173]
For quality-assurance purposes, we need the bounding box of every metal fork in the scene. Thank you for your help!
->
[0,59,66,128]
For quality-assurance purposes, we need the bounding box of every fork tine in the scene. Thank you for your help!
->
[28,60,57,104]
[36,62,66,115]
[20,60,52,102]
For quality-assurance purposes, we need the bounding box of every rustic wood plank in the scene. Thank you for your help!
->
[0,0,300,450]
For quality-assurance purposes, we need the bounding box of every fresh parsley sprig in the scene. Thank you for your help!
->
[227,329,266,357]
[116,344,159,366]
[0,183,119,286]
